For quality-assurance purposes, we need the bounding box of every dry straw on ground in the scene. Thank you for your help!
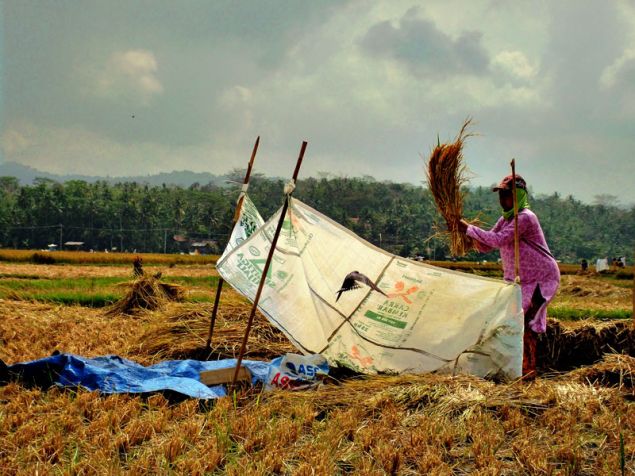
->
[426,119,477,256]
[2,264,634,474]
[2,354,633,475]
[2,307,635,473]
[137,303,294,361]
[568,353,635,389]
[0,301,150,363]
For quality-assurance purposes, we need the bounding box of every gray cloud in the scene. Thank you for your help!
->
[542,0,627,126]
[470,0,635,201]
[360,8,490,76]
[2,0,346,148]
[2,1,635,203]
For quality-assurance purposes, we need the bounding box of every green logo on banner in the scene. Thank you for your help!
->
[248,258,273,280]
[363,310,407,329]
[240,198,262,238]
[236,253,275,287]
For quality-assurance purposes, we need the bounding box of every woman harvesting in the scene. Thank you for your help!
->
[457,174,560,378]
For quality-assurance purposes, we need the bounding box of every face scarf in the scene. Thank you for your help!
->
[502,188,530,220]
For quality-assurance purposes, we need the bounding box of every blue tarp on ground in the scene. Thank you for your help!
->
[5,353,271,399]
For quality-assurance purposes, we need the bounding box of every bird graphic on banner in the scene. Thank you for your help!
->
[336,271,388,302]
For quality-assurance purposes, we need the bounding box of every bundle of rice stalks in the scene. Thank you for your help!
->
[538,318,635,372]
[426,119,477,256]
[106,276,185,316]
[159,281,185,301]
[136,303,294,361]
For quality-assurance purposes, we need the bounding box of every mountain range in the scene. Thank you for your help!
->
[0,161,229,187]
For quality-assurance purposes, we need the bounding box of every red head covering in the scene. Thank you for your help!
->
[492,174,527,192]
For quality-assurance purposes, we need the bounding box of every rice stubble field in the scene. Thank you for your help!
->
[0,256,634,475]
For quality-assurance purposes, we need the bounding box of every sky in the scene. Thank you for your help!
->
[2,0,635,204]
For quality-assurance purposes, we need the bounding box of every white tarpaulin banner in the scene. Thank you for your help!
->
[217,196,524,379]
[219,194,265,261]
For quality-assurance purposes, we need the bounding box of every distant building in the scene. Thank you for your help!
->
[189,240,218,255]
[172,235,218,254]
[64,241,84,251]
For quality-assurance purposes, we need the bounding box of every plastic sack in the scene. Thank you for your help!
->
[595,258,609,272]
[266,353,329,391]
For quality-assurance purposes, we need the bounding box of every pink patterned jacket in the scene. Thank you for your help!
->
[466,209,560,333]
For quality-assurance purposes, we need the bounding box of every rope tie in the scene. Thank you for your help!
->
[283,180,296,195]
[236,183,249,204]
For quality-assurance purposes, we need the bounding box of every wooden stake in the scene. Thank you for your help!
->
[511,159,521,283]
[231,141,308,387]
[206,281,225,350]
[200,366,251,386]
[205,136,260,351]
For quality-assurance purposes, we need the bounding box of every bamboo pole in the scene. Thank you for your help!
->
[205,136,260,351]
[231,141,308,387]
[511,159,521,282]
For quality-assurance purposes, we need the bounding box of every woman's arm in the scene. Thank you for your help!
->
[473,237,494,253]
[466,214,529,250]
[459,218,502,253]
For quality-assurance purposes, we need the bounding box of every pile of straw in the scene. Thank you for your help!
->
[262,372,548,419]
[137,303,294,361]
[106,276,185,316]
[426,119,476,256]
[567,353,635,390]
[538,318,635,372]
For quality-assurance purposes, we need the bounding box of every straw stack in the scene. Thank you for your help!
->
[106,275,185,316]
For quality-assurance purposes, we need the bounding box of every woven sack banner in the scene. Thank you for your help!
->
[217,196,523,379]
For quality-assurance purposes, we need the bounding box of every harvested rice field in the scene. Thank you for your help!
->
[1,260,634,475]
[0,262,218,279]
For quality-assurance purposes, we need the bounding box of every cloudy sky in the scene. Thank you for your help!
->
[2,1,635,203]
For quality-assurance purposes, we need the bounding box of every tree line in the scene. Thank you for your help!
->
[0,174,633,263]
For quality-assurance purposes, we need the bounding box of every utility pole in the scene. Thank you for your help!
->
[59,224,63,250]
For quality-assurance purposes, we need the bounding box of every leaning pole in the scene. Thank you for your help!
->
[231,141,308,387]
[205,136,260,352]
